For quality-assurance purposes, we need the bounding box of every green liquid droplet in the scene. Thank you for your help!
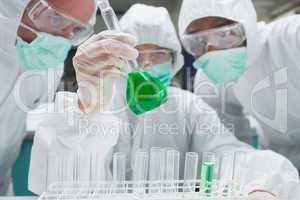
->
[126,71,168,115]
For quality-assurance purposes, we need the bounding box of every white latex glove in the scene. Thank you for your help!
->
[73,30,138,114]
[248,191,279,200]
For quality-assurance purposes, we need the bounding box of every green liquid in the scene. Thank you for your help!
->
[126,71,168,115]
[200,162,214,193]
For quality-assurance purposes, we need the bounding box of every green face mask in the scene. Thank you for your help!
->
[145,61,173,87]
[16,24,72,70]
[193,47,247,84]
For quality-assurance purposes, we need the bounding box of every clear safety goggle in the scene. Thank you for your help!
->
[137,49,175,69]
[27,0,95,45]
[182,23,246,57]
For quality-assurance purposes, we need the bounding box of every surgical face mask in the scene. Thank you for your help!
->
[145,61,173,87]
[193,47,247,84]
[16,23,72,70]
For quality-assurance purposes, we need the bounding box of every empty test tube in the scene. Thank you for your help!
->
[166,150,180,180]
[165,150,180,192]
[113,152,126,182]
[184,152,199,180]
[201,152,216,194]
[133,150,149,181]
[233,151,247,195]
[184,152,199,192]
[218,152,235,181]
[133,151,149,194]
[149,147,165,181]
[149,147,165,193]
[218,152,234,196]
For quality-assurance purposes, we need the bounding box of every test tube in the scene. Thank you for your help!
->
[90,153,106,182]
[232,151,247,195]
[133,151,149,181]
[218,152,234,196]
[200,152,216,194]
[113,152,126,193]
[149,147,165,193]
[165,150,180,192]
[113,152,127,181]
[133,151,149,194]
[166,150,180,180]
[183,152,199,192]
[97,0,138,71]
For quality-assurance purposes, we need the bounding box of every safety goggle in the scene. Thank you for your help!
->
[27,0,94,45]
[182,23,246,57]
[137,49,176,69]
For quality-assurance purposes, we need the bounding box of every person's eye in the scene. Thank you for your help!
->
[152,52,163,59]
[51,14,64,27]
[198,40,207,48]
[73,26,85,34]
[219,31,228,37]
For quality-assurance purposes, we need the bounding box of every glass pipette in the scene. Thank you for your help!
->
[97,0,138,72]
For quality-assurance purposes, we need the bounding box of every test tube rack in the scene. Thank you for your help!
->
[39,180,248,200]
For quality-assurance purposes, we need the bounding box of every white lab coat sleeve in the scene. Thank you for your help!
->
[186,91,252,154]
[193,72,252,142]
[39,65,64,103]
[266,15,300,61]
[186,92,300,198]
[243,150,300,200]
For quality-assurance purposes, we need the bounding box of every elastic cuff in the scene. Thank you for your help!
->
[249,189,277,197]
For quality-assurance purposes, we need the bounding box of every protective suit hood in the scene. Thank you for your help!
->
[178,0,260,66]
[120,3,184,77]
[0,0,29,103]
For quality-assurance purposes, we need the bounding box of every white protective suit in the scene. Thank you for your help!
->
[179,0,300,170]
[119,4,299,199]
[0,0,63,195]
[179,0,259,147]
[29,3,300,199]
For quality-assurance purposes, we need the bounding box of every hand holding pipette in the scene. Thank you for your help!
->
[97,0,139,72]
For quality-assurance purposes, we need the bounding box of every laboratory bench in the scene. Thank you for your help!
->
[0,197,36,200]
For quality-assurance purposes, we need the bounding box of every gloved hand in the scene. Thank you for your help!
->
[248,190,279,200]
[73,30,138,113]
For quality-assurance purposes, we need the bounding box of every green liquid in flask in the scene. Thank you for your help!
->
[126,71,168,115]
[200,162,214,193]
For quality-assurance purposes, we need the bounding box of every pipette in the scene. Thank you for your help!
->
[97,0,138,71]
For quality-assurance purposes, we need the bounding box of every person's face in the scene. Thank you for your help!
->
[136,44,173,69]
[185,17,246,58]
[18,0,95,42]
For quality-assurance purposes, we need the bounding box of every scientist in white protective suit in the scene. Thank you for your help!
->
[29,3,300,200]
[178,0,300,171]
[0,0,96,195]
